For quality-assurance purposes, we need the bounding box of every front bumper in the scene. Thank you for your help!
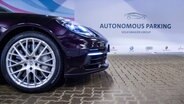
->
[84,52,108,70]
[64,47,109,77]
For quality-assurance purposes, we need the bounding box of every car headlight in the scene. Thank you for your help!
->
[56,17,95,37]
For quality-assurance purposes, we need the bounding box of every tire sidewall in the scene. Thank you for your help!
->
[1,31,63,92]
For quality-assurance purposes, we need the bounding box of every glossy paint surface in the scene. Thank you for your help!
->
[0,13,109,76]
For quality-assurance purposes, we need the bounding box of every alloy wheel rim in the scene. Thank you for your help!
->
[6,37,56,88]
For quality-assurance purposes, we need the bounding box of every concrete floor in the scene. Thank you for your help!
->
[0,54,184,104]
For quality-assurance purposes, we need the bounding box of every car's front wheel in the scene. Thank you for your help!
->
[1,31,63,92]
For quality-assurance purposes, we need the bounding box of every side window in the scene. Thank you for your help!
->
[0,6,11,13]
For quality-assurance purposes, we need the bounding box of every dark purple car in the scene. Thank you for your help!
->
[0,7,109,92]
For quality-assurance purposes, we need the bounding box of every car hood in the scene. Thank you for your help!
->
[5,13,107,42]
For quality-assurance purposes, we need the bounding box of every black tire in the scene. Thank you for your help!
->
[1,31,64,93]
[0,73,6,84]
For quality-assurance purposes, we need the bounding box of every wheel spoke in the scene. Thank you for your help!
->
[8,59,19,64]
[27,72,30,85]
[35,46,48,60]
[40,52,52,57]
[26,39,28,52]
[36,67,51,74]
[34,73,42,82]
[9,52,20,57]
[8,61,24,68]
[13,47,25,60]
[43,58,54,63]
[30,41,41,56]
[11,68,26,74]
[19,41,30,56]
[33,73,36,85]
[36,61,53,67]
[40,71,48,79]
[21,74,27,83]
[17,71,22,78]
[32,38,34,53]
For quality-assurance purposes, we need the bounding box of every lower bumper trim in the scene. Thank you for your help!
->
[64,63,109,77]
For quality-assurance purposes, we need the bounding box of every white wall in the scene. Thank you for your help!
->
[74,0,184,54]
[1,0,184,54]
